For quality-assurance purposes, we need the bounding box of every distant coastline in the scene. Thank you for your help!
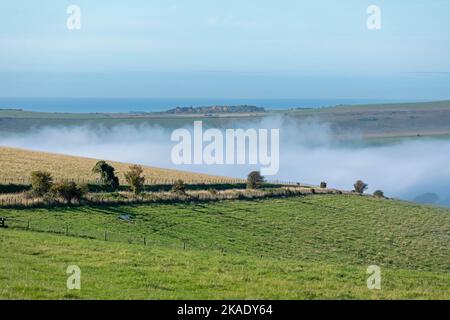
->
[0,97,412,114]
[2,100,450,141]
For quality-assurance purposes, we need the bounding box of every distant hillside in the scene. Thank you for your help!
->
[2,100,450,139]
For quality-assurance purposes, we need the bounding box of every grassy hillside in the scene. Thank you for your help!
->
[0,146,236,184]
[1,229,448,300]
[1,195,449,299]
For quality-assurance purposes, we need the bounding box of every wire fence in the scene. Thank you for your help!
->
[0,177,305,186]
[0,177,309,200]
[0,177,249,186]
[0,216,248,255]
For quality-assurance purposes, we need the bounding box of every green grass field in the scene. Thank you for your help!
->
[1,195,449,299]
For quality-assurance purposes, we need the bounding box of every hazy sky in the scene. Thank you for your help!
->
[1,0,450,98]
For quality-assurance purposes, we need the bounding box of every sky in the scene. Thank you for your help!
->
[0,0,450,99]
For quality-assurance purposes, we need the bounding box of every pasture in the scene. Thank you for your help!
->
[1,195,449,299]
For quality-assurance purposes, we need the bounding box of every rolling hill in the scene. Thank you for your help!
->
[1,195,449,299]
[0,146,236,184]
[0,144,449,299]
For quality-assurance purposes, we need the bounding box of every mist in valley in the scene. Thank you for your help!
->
[1,117,450,207]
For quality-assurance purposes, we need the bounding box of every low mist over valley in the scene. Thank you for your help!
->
[1,113,450,206]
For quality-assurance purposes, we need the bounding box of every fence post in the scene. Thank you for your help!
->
[104,230,107,241]
[65,224,69,236]
[27,219,30,230]
[144,237,147,246]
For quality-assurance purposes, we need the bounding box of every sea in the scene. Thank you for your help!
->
[0,97,411,113]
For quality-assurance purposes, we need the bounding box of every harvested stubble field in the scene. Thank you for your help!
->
[0,146,239,184]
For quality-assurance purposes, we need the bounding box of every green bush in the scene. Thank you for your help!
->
[124,165,145,195]
[51,181,86,204]
[172,180,186,194]
[320,182,327,188]
[373,190,385,198]
[30,171,53,196]
[247,171,265,189]
[92,161,119,191]
[353,180,368,194]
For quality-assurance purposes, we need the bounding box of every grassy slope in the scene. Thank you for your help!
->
[1,229,448,300]
[1,195,449,299]
[0,146,233,183]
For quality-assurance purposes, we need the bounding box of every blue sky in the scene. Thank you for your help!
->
[1,0,449,99]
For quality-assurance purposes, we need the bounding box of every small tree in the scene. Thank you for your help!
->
[30,171,53,196]
[51,181,85,204]
[373,190,385,198]
[320,181,327,189]
[124,165,145,194]
[247,171,265,189]
[92,161,119,191]
[172,179,186,194]
[354,180,368,194]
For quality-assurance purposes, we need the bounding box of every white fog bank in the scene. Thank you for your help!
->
[1,119,450,206]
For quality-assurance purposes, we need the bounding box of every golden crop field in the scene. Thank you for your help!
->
[0,146,240,184]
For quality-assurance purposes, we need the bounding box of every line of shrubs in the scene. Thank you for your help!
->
[23,162,282,205]
[19,159,385,205]
[27,161,162,203]
[0,181,262,194]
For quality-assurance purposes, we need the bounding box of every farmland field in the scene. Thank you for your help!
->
[1,101,450,300]
[2,0,450,305]
[0,146,235,184]
[1,195,449,299]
